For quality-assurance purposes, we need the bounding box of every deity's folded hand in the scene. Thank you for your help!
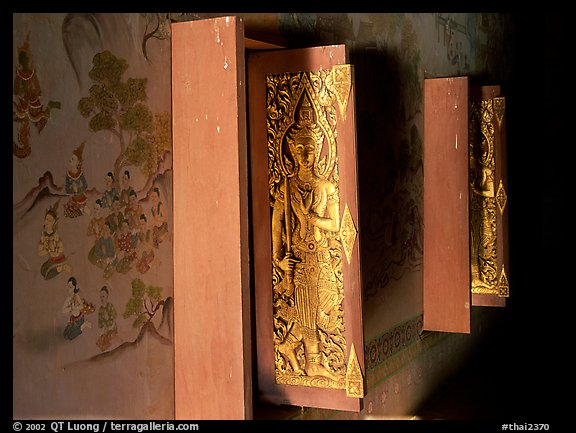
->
[278,255,300,272]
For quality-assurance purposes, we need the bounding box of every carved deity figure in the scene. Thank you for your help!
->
[469,99,498,292]
[270,94,346,384]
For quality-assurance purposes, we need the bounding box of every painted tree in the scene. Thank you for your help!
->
[78,50,171,183]
[123,278,165,330]
[82,278,171,361]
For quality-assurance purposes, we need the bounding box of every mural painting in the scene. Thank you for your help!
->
[13,13,173,419]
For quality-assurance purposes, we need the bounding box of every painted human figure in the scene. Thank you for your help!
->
[115,216,137,274]
[105,195,124,235]
[101,172,118,209]
[271,105,342,380]
[38,199,72,280]
[125,190,143,235]
[64,142,89,218]
[135,213,157,273]
[13,33,54,158]
[62,276,93,340]
[119,170,135,208]
[96,285,118,351]
[88,210,116,271]
[149,187,168,248]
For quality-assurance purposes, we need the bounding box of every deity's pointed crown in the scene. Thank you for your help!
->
[18,32,31,57]
[45,198,60,219]
[286,93,324,152]
[17,32,33,70]
[73,141,86,162]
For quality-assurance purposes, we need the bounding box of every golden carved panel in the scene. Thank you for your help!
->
[266,67,354,391]
[469,97,508,298]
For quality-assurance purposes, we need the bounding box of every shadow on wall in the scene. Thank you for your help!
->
[350,46,424,309]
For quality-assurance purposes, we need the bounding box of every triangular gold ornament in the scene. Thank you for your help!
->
[331,64,352,121]
[345,343,364,398]
[497,266,509,298]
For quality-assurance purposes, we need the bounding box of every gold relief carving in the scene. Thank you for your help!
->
[340,204,357,265]
[267,67,351,391]
[493,96,505,129]
[331,64,352,121]
[469,98,508,297]
[345,344,364,398]
[497,266,509,298]
[496,179,507,215]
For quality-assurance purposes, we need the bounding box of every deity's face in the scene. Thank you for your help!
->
[100,290,108,305]
[292,137,317,170]
[93,201,102,216]
[105,175,113,188]
[43,213,56,231]
[67,279,76,294]
[68,153,79,171]
[18,51,30,70]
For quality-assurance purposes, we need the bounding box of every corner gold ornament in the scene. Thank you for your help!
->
[497,266,509,298]
[493,96,505,129]
[340,204,357,265]
[267,66,352,391]
[330,65,352,121]
[345,344,364,398]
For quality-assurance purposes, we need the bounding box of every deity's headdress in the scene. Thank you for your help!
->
[45,198,61,223]
[285,93,324,165]
[273,72,338,181]
[73,141,85,163]
[17,33,32,67]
